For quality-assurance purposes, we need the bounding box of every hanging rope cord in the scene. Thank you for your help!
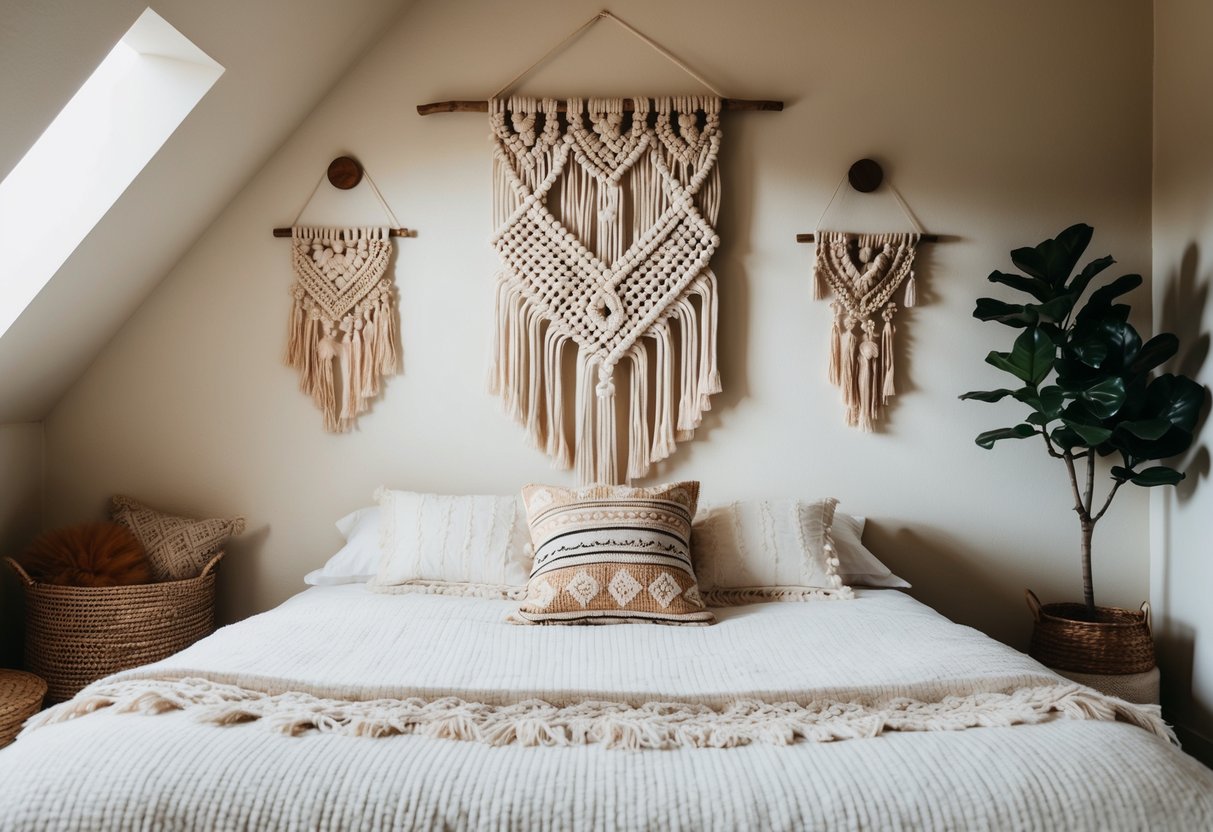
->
[491,10,727,100]
[290,169,402,230]
[813,171,925,236]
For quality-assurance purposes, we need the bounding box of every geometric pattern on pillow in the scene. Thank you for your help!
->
[111,495,245,582]
[691,497,852,604]
[515,481,713,626]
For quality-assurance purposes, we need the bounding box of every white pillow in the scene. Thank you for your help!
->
[369,489,533,597]
[304,506,381,586]
[691,498,851,602]
[834,514,911,589]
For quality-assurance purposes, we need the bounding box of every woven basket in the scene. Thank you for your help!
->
[0,669,47,748]
[1026,589,1155,675]
[5,554,222,704]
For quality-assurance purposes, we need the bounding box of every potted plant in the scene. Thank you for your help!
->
[961,223,1205,677]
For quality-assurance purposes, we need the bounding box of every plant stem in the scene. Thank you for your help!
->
[1061,449,1098,614]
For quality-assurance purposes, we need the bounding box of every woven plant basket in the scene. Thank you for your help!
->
[0,669,47,748]
[4,554,222,704]
[1026,589,1155,675]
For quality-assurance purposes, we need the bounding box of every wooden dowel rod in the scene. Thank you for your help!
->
[272,228,413,238]
[417,98,784,116]
[796,232,943,243]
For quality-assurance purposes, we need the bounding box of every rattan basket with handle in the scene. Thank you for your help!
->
[4,554,222,704]
[1026,589,1155,676]
[0,669,46,748]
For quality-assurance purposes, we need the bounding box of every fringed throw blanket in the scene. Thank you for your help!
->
[24,588,1174,751]
[813,231,919,430]
[489,97,723,484]
[285,226,399,432]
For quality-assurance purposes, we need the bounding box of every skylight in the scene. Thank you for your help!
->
[0,8,223,338]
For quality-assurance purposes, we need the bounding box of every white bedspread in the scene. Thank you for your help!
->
[1,586,1210,830]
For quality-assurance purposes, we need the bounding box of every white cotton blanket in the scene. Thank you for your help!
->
[26,586,1170,747]
[3,587,1212,831]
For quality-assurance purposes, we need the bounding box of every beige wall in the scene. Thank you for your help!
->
[0,423,42,666]
[1152,0,1213,750]
[44,0,1154,646]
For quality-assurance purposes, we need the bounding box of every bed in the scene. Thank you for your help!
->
[0,583,1209,830]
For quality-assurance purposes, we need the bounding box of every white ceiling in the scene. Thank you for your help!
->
[0,0,412,422]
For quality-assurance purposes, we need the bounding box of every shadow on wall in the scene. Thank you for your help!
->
[1156,241,1212,733]
[215,525,268,629]
[863,523,1032,649]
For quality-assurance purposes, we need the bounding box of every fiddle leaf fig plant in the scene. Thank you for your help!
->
[961,224,1205,613]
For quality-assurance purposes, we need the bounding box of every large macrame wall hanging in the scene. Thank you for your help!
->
[277,158,409,432]
[416,11,782,481]
[488,94,723,485]
[807,162,930,431]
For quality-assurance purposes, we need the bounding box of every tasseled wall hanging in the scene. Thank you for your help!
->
[813,231,919,431]
[802,159,937,431]
[275,157,411,432]
[414,10,784,481]
[488,95,723,484]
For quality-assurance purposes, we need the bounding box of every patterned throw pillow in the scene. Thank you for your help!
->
[111,496,245,581]
[515,482,713,626]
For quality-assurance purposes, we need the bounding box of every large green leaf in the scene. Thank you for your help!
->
[1061,419,1113,445]
[984,328,1055,384]
[1013,385,1063,417]
[1066,255,1115,302]
[1117,418,1172,440]
[1128,334,1179,376]
[973,298,1036,327]
[1010,224,1093,286]
[1127,466,1185,487]
[975,424,1036,449]
[960,388,1016,403]
[1079,376,1128,419]
[1076,274,1143,326]
[987,270,1053,301]
[1145,374,1205,432]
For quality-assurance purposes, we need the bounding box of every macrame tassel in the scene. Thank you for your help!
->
[675,299,700,438]
[316,329,341,432]
[339,317,360,425]
[828,302,843,387]
[696,272,722,406]
[904,271,917,308]
[881,304,897,404]
[627,344,651,482]
[813,263,829,300]
[574,352,596,484]
[544,328,571,469]
[857,320,880,433]
[285,288,306,367]
[594,366,618,485]
[376,288,399,375]
[839,315,859,426]
[652,323,677,463]
[525,308,545,449]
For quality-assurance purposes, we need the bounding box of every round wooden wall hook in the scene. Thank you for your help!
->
[327,156,364,190]
[847,158,883,193]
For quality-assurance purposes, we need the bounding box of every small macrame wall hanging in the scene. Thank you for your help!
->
[274,157,412,432]
[802,159,937,431]
[414,10,782,484]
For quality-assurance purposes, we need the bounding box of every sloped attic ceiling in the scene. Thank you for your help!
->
[0,0,413,423]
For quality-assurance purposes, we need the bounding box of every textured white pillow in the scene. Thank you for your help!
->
[369,490,533,597]
[304,507,380,586]
[691,498,851,603]
[834,513,911,589]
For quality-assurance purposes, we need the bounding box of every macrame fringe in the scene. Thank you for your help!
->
[25,678,1176,751]
[286,227,398,432]
[489,97,723,483]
